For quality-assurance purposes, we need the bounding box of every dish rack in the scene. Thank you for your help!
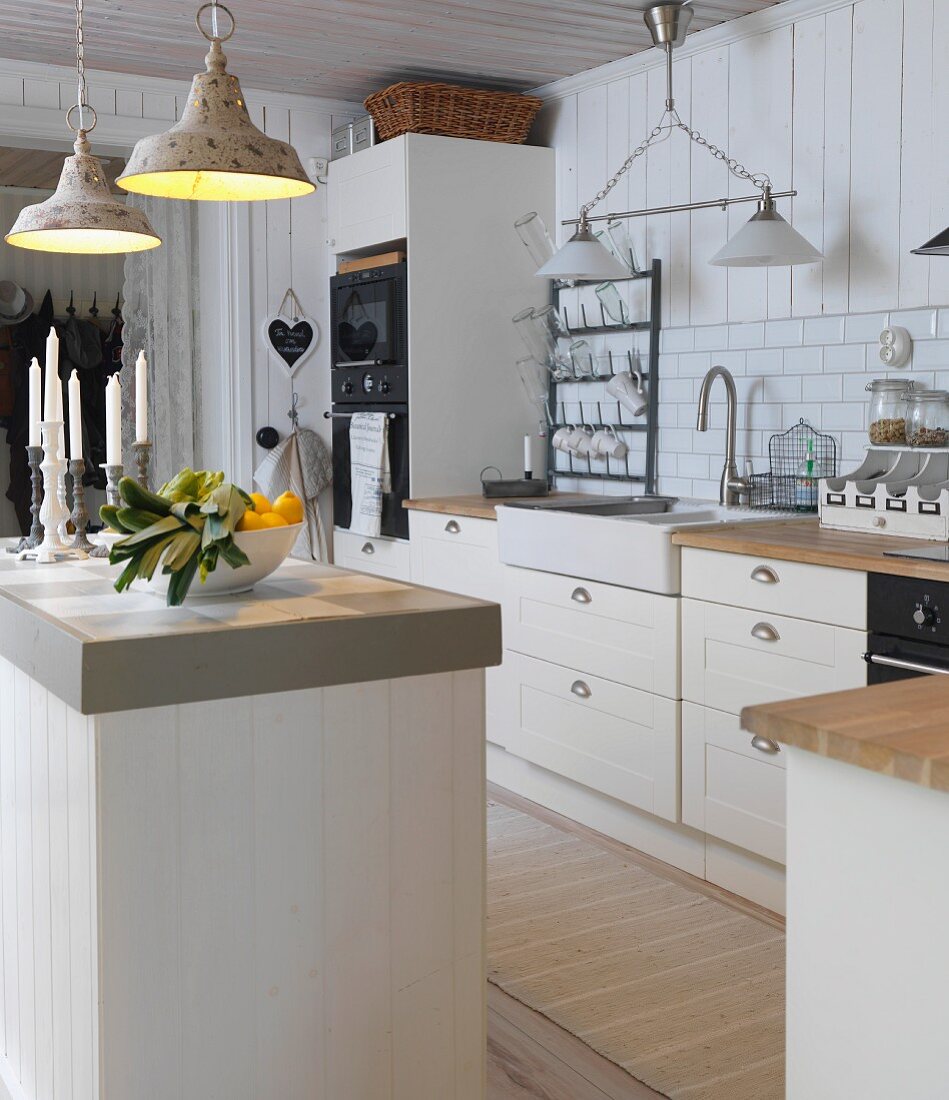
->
[748,420,837,513]
[819,446,949,539]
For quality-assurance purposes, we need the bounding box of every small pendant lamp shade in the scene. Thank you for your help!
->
[912,227,949,257]
[118,37,314,202]
[709,204,823,268]
[6,134,161,254]
[536,220,629,282]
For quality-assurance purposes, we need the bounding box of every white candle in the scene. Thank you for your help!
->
[43,326,59,421]
[135,350,148,443]
[68,370,83,461]
[523,433,532,477]
[28,358,41,446]
[105,375,122,466]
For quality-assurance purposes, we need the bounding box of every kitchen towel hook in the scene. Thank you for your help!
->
[288,391,300,431]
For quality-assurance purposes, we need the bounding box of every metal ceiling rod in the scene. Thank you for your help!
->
[562,189,798,228]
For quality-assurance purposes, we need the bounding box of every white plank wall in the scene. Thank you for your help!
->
[533,0,949,322]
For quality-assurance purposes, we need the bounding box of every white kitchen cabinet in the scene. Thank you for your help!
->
[327,138,407,254]
[499,651,680,823]
[681,598,867,713]
[333,528,413,582]
[409,511,501,602]
[681,701,786,865]
[502,565,680,700]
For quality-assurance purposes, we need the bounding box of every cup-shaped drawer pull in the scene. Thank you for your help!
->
[751,565,780,584]
[361,541,375,555]
[751,621,780,642]
[445,520,461,534]
[570,680,592,699]
[571,587,592,605]
[751,734,781,755]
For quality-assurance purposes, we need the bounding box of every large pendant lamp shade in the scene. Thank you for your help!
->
[535,216,629,282]
[709,191,823,268]
[912,227,949,257]
[118,3,314,202]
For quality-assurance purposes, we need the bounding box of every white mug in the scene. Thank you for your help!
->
[607,370,648,417]
[566,426,595,456]
[590,427,629,460]
[551,425,575,453]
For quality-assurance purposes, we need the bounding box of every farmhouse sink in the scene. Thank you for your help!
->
[497,497,806,594]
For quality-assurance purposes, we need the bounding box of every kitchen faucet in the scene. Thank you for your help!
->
[696,365,750,506]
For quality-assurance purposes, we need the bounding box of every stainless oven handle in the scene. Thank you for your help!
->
[333,360,385,368]
[863,652,949,677]
[324,411,397,419]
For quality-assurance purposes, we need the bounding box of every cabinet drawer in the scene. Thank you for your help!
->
[409,511,500,602]
[682,598,866,714]
[682,702,785,864]
[502,566,680,700]
[681,548,866,629]
[499,652,680,822]
[334,529,412,582]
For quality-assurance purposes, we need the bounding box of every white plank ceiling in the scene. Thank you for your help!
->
[0,0,783,102]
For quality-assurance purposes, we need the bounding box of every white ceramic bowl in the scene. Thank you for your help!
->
[141,522,303,598]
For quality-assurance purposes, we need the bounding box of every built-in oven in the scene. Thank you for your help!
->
[330,262,407,369]
[865,573,949,682]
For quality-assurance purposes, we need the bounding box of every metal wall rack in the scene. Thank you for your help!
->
[547,258,662,493]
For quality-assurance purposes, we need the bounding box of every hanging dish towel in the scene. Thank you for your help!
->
[348,412,390,537]
[254,428,333,561]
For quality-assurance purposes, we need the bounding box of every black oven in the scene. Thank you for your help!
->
[330,262,407,369]
[865,573,949,682]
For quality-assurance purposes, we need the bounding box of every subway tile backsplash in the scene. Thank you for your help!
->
[555,306,949,499]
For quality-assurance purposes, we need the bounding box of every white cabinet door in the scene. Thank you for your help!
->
[328,139,407,254]
[682,702,786,865]
[502,566,680,700]
[682,598,867,713]
[499,651,680,822]
[333,529,413,582]
[409,511,500,602]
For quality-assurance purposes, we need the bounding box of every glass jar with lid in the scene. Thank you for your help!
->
[867,379,914,444]
[904,391,949,448]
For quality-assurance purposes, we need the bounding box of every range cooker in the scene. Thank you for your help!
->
[865,573,949,682]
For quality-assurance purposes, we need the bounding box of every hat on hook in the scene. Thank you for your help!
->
[0,281,34,324]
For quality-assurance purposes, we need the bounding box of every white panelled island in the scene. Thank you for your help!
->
[0,546,500,1100]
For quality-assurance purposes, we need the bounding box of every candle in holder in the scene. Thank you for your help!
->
[28,358,41,446]
[105,374,122,467]
[68,370,83,461]
[43,326,59,420]
[135,350,148,443]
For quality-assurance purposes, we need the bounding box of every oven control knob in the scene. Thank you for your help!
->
[380,378,391,394]
[342,380,353,396]
[914,606,935,627]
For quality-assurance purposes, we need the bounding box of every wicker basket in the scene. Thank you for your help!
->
[364,81,543,145]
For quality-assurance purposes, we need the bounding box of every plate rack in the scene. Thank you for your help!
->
[547,259,662,493]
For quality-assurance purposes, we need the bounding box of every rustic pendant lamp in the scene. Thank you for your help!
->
[5,0,161,254]
[118,2,314,202]
[538,1,822,279]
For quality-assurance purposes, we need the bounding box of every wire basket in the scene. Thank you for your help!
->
[748,419,837,512]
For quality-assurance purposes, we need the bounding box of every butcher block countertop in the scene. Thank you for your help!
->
[673,517,949,581]
[403,491,599,521]
[742,680,949,793]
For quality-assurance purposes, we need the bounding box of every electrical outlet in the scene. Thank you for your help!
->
[879,326,912,368]
[308,157,329,182]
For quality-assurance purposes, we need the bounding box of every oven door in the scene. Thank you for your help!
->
[864,632,949,683]
[332,279,395,366]
[331,405,409,540]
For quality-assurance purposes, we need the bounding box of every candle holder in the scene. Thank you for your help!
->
[132,441,153,492]
[89,463,124,559]
[68,459,96,555]
[17,422,85,564]
[7,445,44,554]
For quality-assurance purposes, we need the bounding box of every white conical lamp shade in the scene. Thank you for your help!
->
[710,205,823,267]
[912,227,949,257]
[536,223,629,281]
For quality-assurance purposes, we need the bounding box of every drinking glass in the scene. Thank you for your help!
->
[514,211,555,268]
[532,303,571,340]
[568,339,595,378]
[515,356,550,416]
[595,282,630,325]
[605,218,639,274]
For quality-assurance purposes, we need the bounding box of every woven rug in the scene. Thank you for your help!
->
[486,800,785,1099]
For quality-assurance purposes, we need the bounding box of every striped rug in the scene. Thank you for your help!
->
[486,800,785,1099]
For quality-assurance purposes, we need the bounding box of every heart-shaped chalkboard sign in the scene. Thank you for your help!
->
[262,291,319,377]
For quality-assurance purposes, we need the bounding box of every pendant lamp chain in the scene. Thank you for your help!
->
[74,0,91,133]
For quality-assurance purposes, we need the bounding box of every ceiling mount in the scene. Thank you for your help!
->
[642,2,694,49]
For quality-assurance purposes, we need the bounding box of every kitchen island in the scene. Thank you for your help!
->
[0,547,500,1100]
[742,680,949,1100]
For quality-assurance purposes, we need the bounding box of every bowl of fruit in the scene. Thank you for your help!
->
[100,469,305,605]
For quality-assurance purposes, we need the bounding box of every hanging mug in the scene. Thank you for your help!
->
[590,425,629,460]
[607,370,648,417]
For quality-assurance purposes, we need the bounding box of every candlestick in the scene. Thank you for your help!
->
[43,327,59,420]
[18,421,71,564]
[105,374,122,466]
[89,463,124,559]
[68,460,95,555]
[28,358,41,447]
[68,369,83,460]
[135,350,148,443]
[7,445,43,554]
[132,440,152,492]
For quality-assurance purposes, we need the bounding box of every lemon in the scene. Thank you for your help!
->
[236,509,264,532]
[248,492,271,514]
[258,511,289,528]
[272,491,304,525]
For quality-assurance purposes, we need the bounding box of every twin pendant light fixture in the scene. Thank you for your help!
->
[5,0,314,255]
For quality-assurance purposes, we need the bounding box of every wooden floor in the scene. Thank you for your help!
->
[485,784,785,1099]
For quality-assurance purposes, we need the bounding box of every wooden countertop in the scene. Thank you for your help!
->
[742,680,949,793]
[403,492,600,521]
[673,518,949,581]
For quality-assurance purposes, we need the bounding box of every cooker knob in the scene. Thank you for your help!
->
[380,379,391,394]
[913,606,935,627]
[342,380,353,396]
